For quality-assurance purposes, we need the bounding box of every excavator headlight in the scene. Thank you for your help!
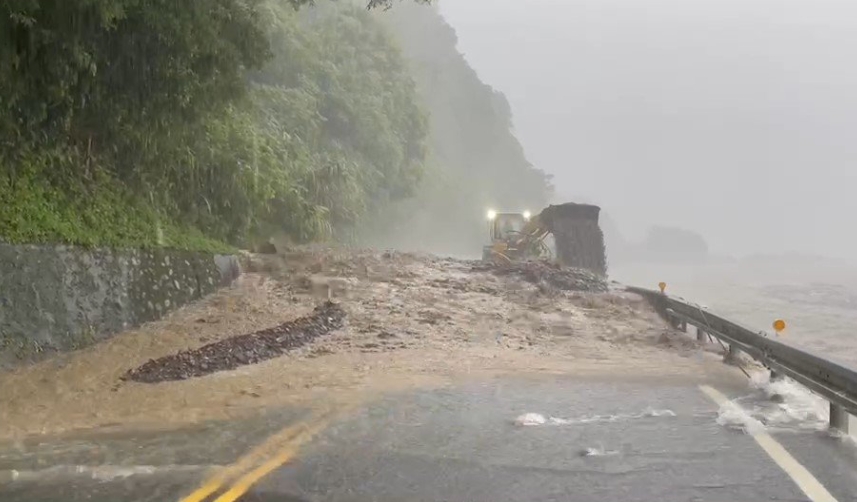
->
[487,209,497,221]
[523,210,532,220]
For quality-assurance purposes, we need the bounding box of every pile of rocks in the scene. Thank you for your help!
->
[490,260,608,293]
[124,302,346,383]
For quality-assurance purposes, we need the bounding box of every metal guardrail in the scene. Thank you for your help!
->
[627,286,857,432]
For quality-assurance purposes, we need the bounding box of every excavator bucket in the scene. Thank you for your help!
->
[537,202,607,276]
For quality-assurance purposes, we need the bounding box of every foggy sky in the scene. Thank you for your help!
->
[438,0,857,260]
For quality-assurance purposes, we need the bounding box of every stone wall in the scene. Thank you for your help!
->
[0,244,240,367]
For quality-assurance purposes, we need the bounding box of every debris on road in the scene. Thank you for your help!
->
[123,302,346,383]
[2,246,728,439]
[478,260,608,293]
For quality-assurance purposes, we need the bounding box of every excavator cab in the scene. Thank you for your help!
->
[482,209,548,263]
[489,211,530,241]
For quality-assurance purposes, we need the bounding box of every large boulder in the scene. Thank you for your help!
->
[642,226,709,263]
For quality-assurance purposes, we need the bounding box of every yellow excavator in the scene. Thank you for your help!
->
[481,209,553,264]
[481,203,608,276]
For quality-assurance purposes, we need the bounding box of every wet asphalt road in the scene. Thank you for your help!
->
[3,375,857,502]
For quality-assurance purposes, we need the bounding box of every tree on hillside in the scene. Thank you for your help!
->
[0,0,431,248]
[240,2,429,242]
[0,0,267,150]
[0,0,428,164]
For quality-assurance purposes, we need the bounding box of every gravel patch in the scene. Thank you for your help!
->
[123,302,346,383]
[476,261,608,293]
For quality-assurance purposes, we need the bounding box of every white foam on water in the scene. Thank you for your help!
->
[513,407,676,427]
[714,371,830,434]
[753,372,830,430]
[643,407,678,418]
[579,445,620,457]
[714,398,767,436]
[514,413,547,426]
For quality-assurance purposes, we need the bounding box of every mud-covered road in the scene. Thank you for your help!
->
[0,248,731,440]
[0,248,783,501]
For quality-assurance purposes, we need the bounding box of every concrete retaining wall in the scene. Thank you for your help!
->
[0,243,241,367]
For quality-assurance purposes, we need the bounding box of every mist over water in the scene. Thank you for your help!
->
[611,258,857,368]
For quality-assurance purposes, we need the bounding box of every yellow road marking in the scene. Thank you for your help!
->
[177,420,308,502]
[178,407,340,502]
[699,385,839,502]
[179,477,225,502]
[212,414,338,502]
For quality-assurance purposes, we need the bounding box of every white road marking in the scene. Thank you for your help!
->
[699,385,839,502]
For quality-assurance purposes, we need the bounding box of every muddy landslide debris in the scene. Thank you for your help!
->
[478,260,608,293]
[123,302,346,383]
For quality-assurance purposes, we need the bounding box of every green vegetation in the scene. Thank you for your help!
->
[247,1,429,242]
[0,168,233,252]
[1,0,551,255]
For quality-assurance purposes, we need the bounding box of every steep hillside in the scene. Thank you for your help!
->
[1,1,550,254]
[0,1,427,250]
[361,4,554,256]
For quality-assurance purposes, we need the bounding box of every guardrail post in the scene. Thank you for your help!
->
[666,312,680,330]
[830,403,850,434]
[696,327,706,342]
[724,344,741,365]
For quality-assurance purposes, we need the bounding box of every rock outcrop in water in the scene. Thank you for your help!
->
[641,226,708,263]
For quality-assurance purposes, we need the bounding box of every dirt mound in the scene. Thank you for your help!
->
[482,261,608,293]
[123,302,346,383]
